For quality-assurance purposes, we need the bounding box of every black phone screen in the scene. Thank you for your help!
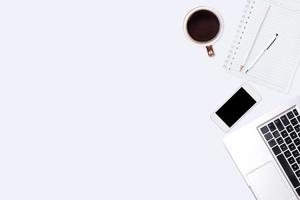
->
[216,88,256,127]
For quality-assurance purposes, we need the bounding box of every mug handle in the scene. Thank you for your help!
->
[206,45,215,57]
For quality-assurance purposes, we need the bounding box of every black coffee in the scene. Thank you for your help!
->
[187,10,220,42]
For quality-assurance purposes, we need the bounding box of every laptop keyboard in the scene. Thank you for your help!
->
[260,107,300,196]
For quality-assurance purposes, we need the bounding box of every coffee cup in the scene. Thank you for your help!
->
[184,6,223,57]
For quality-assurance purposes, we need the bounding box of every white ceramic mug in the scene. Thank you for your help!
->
[184,6,224,57]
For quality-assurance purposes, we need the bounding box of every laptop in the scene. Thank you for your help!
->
[224,97,300,200]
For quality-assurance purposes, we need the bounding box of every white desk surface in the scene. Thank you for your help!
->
[1,0,300,199]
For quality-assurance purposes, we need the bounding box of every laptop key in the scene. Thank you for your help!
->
[289,144,296,151]
[294,138,300,146]
[295,125,300,133]
[277,154,300,188]
[288,157,296,164]
[292,163,299,171]
[291,118,298,126]
[291,132,298,139]
[288,111,295,119]
[287,125,294,133]
[268,122,276,131]
[272,130,280,138]
[281,130,288,138]
[297,157,300,164]
[281,115,290,126]
[268,139,276,148]
[298,116,300,123]
[272,146,281,155]
[296,170,300,177]
[281,144,288,151]
[260,126,269,134]
[264,132,273,141]
[274,119,284,131]
[294,109,299,116]
[293,150,300,158]
[285,137,292,145]
[276,137,284,145]
[284,150,292,158]
[297,188,300,197]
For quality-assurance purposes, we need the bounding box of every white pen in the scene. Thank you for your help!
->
[245,33,279,74]
[239,5,271,72]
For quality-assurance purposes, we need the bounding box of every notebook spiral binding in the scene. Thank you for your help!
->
[224,0,256,70]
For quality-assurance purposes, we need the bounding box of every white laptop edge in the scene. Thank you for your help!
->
[224,97,300,200]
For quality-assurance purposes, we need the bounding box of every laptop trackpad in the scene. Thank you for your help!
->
[247,162,293,200]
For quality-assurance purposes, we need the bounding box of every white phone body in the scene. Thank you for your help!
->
[211,83,261,132]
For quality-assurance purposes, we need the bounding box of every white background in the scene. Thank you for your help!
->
[1,0,300,199]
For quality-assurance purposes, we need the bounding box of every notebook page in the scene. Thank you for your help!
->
[245,4,300,92]
[265,0,300,11]
[227,0,270,70]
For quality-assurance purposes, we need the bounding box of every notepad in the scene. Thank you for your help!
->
[224,0,300,93]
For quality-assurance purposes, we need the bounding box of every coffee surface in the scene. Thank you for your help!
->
[187,10,220,42]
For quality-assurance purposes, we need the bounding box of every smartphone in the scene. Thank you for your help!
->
[211,83,261,132]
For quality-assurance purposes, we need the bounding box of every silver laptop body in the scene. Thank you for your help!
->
[224,97,300,200]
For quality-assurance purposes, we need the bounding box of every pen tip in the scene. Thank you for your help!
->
[240,65,244,71]
[276,33,279,36]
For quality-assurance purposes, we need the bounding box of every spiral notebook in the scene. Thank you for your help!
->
[224,0,300,93]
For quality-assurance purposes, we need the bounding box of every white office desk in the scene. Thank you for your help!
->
[180,0,300,199]
[1,0,300,199]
